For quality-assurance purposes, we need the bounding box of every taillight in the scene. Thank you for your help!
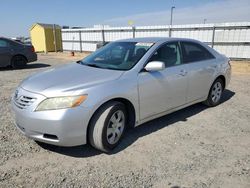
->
[228,60,231,67]
[31,46,35,52]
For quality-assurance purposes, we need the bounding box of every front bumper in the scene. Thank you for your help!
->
[11,87,91,146]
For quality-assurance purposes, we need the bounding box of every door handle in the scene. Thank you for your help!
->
[179,70,187,76]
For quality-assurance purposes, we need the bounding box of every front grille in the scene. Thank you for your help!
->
[14,95,36,109]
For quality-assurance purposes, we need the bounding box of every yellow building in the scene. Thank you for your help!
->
[30,23,62,53]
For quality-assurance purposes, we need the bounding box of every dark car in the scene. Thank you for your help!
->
[0,37,37,68]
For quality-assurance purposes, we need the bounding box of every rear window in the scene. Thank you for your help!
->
[181,42,215,63]
[9,40,23,47]
[0,39,8,47]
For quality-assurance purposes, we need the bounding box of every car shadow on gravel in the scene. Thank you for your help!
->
[24,63,51,69]
[0,63,50,71]
[38,89,235,158]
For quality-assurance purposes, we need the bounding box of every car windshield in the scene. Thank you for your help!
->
[80,42,154,70]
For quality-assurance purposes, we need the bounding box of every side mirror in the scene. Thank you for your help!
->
[144,61,165,72]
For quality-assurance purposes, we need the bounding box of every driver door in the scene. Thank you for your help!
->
[138,42,188,120]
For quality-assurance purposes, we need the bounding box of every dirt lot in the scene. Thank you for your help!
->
[0,53,250,188]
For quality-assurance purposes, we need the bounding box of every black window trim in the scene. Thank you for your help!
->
[180,41,215,64]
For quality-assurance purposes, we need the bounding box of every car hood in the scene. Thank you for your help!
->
[20,63,124,96]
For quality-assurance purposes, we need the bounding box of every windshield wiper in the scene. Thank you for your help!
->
[76,60,82,64]
[76,60,101,68]
[84,63,102,68]
[78,61,119,70]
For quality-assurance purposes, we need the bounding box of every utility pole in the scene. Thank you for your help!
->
[169,6,175,37]
[203,19,207,24]
[170,6,175,27]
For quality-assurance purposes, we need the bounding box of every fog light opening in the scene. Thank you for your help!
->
[43,134,58,140]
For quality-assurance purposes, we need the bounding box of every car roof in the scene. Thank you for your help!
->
[0,37,24,45]
[0,37,8,40]
[116,37,200,43]
[116,37,220,57]
[0,37,14,42]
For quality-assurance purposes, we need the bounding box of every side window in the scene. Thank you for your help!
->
[0,40,8,48]
[181,42,214,63]
[149,43,181,67]
[132,46,147,62]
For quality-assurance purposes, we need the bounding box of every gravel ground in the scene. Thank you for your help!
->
[0,54,250,188]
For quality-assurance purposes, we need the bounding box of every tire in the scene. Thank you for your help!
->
[11,55,27,69]
[88,101,127,152]
[204,78,224,107]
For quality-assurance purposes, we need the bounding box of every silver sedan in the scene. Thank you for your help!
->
[11,37,231,152]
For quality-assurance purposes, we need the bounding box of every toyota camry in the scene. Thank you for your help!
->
[11,37,231,152]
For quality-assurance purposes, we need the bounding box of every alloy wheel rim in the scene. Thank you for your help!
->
[211,82,222,103]
[107,110,125,145]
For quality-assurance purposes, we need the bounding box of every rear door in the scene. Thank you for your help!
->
[0,39,12,67]
[180,41,217,102]
[138,42,188,120]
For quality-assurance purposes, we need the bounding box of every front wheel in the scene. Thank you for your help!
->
[204,78,224,107]
[88,101,127,152]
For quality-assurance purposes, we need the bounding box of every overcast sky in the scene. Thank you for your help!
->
[0,0,249,38]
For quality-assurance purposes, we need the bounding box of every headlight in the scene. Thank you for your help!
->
[35,95,87,111]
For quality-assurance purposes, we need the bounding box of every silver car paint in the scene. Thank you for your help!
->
[11,37,231,146]
[20,63,125,97]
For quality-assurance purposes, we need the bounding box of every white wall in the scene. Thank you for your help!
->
[62,22,250,58]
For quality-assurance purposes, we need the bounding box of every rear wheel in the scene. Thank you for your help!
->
[88,101,127,152]
[204,78,224,107]
[11,55,27,69]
